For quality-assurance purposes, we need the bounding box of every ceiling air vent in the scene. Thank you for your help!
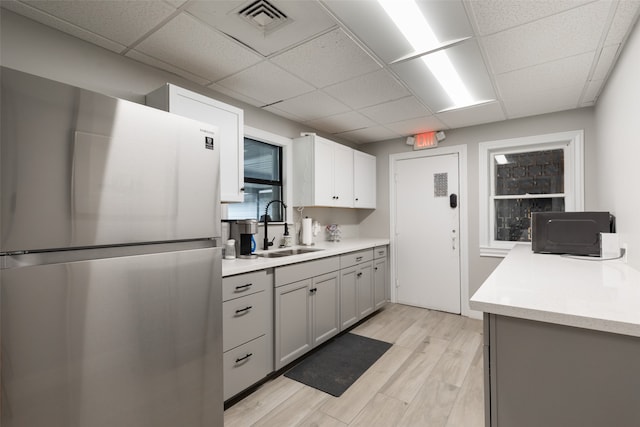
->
[237,0,289,34]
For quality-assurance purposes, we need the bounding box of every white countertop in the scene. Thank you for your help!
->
[222,238,390,277]
[470,243,640,337]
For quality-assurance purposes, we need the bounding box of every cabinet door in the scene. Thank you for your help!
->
[148,85,244,203]
[340,267,358,330]
[357,261,374,318]
[353,150,376,208]
[312,271,340,347]
[275,279,312,370]
[313,136,336,206]
[373,257,387,310]
[333,143,354,208]
[223,335,269,401]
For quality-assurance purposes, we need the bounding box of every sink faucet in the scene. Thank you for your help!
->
[263,199,287,250]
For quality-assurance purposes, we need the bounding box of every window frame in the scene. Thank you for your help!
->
[479,130,584,257]
[224,126,292,223]
[242,138,284,220]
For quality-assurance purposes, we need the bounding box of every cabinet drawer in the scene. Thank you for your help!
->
[223,335,270,401]
[340,249,373,268]
[223,291,267,352]
[223,269,271,302]
[374,246,387,259]
[275,256,340,287]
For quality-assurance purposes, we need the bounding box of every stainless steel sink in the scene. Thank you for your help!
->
[257,247,323,258]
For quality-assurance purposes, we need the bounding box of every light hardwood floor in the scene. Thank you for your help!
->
[224,303,484,427]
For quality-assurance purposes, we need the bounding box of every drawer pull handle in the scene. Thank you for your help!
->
[378,251,384,255]
[235,353,253,363]
[235,283,252,291]
[235,306,253,315]
[356,256,363,262]
[310,288,317,294]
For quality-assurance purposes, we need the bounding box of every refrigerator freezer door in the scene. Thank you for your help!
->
[0,247,223,427]
[1,68,221,252]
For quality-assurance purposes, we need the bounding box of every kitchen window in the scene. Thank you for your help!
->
[227,138,284,221]
[479,130,584,257]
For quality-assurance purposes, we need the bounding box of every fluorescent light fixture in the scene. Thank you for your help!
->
[377,0,474,108]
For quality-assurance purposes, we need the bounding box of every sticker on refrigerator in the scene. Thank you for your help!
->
[205,136,214,150]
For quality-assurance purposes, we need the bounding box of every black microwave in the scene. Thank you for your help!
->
[531,211,615,256]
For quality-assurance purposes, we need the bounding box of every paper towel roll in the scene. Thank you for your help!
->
[301,218,313,245]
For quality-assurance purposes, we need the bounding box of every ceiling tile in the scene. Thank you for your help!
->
[582,78,605,104]
[125,49,211,86]
[164,0,189,7]
[502,84,584,118]
[335,126,402,144]
[305,111,376,134]
[264,90,350,121]
[436,101,506,129]
[385,115,448,136]
[482,1,611,74]
[270,28,381,88]
[20,0,177,45]
[185,0,336,56]
[207,82,265,108]
[323,69,410,109]
[135,13,263,82]
[360,96,432,124]
[468,0,593,36]
[604,0,640,46]
[1,0,126,53]
[261,105,306,123]
[495,52,594,99]
[591,44,620,81]
[216,61,314,106]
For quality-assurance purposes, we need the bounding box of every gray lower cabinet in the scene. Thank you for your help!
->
[222,269,273,401]
[274,256,340,370]
[340,249,374,330]
[373,245,388,310]
[484,313,640,427]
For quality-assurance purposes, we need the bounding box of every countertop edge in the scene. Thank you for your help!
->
[222,238,390,277]
[470,244,640,338]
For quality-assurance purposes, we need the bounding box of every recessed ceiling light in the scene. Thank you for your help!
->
[377,0,477,109]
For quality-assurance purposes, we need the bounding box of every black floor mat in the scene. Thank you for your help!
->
[284,333,392,397]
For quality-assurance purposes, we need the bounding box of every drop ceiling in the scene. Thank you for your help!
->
[2,0,639,144]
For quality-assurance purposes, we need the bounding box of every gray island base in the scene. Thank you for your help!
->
[483,313,640,427]
[471,244,640,427]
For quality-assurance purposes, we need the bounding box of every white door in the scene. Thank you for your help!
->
[394,153,460,313]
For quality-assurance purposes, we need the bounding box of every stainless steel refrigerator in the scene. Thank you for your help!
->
[0,68,224,427]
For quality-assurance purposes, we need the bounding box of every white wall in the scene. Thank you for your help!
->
[0,10,339,145]
[0,9,363,246]
[359,108,598,297]
[3,7,630,295]
[594,20,640,270]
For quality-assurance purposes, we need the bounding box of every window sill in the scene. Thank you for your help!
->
[480,246,510,258]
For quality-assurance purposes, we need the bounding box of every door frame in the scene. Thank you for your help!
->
[389,145,471,317]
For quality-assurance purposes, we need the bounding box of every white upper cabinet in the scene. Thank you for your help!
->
[293,134,354,208]
[146,84,244,203]
[353,150,376,209]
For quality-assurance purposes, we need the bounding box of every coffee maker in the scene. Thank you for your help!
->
[229,219,258,259]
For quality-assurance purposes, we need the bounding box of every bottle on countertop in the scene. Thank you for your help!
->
[225,239,236,259]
